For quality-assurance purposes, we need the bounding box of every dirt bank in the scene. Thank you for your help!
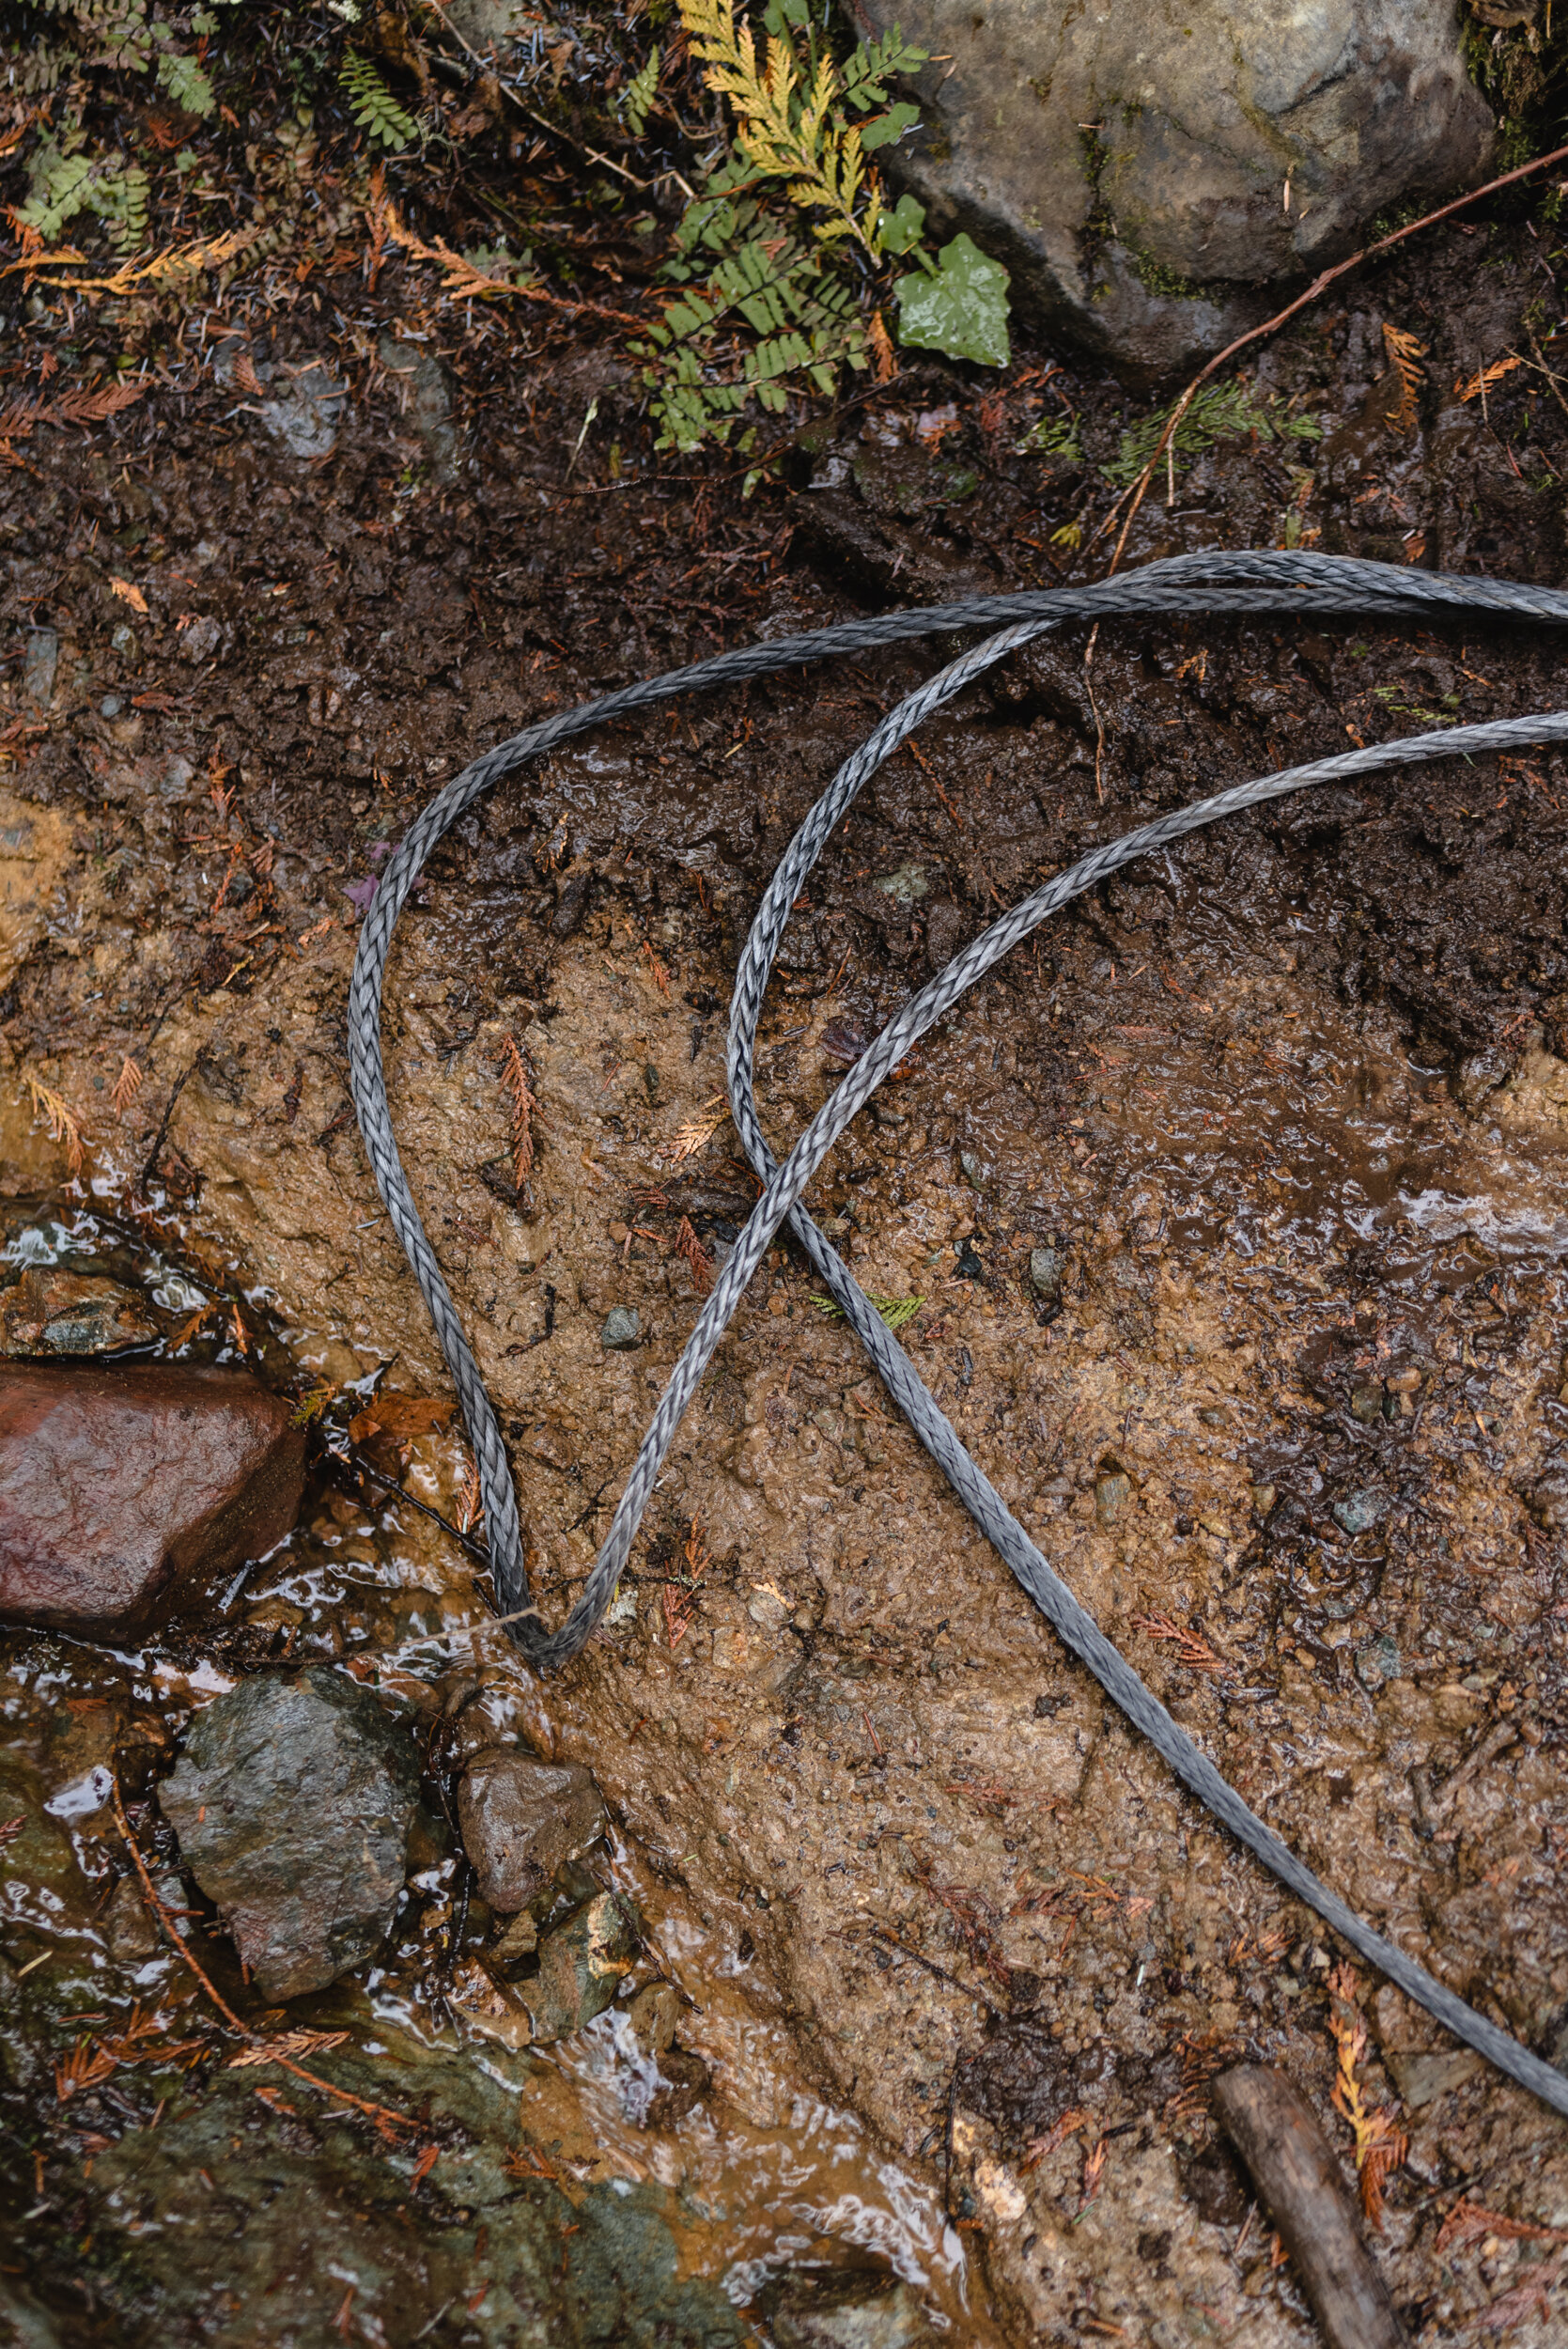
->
[3,213,1568,2344]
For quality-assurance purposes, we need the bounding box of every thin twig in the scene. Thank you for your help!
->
[515,100,657,192]
[1526,332,1568,430]
[266,2050,420,2135]
[332,1444,493,1566]
[110,1775,247,2031]
[864,1923,1002,2016]
[1082,622,1106,800]
[1096,136,1568,575]
[138,1061,195,1190]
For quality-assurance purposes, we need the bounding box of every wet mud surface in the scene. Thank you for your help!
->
[5,218,1568,2343]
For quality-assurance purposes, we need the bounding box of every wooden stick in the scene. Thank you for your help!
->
[110,1776,248,2033]
[1213,2064,1407,2349]
[1097,137,1568,574]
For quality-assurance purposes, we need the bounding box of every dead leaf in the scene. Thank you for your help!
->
[348,1393,455,1446]
[109,577,149,615]
[1474,2253,1566,2334]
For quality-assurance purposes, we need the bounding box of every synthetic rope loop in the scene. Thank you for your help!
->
[349,550,1568,2122]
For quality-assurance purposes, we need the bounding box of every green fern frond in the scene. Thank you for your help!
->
[809,1289,924,1331]
[17,145,148,249]
[18,39,75,95]
[622,44,660,136]
[17,148,97,241]
[838,26,930,112]
[154,44,215,117]
[340,50,420,149]
[1104,381,1324,489]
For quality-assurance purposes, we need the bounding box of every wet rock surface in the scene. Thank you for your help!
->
[160,1665,421,1998]
[0,1267,159,1356]
[760,2266,938,2349]
[526,1887,639,2042]
[457,1746,610,1910]
[854,0,1494,371]
[0,1363,303,1633]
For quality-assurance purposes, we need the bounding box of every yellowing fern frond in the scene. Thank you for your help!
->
[675,0,881,252]
[1382,322,1427,434]
[2,226,258,294]
[1327,1965,1408,2231]
[23,1073,85,1177]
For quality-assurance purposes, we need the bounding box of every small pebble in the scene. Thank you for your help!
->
[23,630,58,707]
[1355,1633,1400,1689]
[1028,1246,1061,1299]
[1094,1467,1131,1523]
[600,1306,641,1350]
[1332,1487,1385,1535]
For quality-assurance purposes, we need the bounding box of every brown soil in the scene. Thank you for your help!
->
[4,214,1568,2345]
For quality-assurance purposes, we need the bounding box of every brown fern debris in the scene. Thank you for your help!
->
[23,1074,85,1178]
[110,1056,143,1117]
[498,1034,537,1199]
[662,1515,710,1646]
[1455,350,1524,404]
[1327,1965,1407,2230]
[1381,322,1426,433]
[1131,1611,1228,1674]
[674,1215,714,1294]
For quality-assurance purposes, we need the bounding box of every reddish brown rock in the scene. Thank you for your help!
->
[458,1747,609,1912]
[0,1364,305,1634]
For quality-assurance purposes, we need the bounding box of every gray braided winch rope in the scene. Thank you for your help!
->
[349,550,1568,2121]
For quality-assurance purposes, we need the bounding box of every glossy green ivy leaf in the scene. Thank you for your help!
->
[894,232,1010,367]
[877,191,925,256]
[861,101,921,151]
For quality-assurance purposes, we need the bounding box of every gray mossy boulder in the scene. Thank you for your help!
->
[161,1667,421,1999]
[848,0,1495,376]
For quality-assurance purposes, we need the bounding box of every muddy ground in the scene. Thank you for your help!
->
[4,214,1568,2346]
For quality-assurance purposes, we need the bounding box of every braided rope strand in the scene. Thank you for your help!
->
[349,552,1568,2119]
